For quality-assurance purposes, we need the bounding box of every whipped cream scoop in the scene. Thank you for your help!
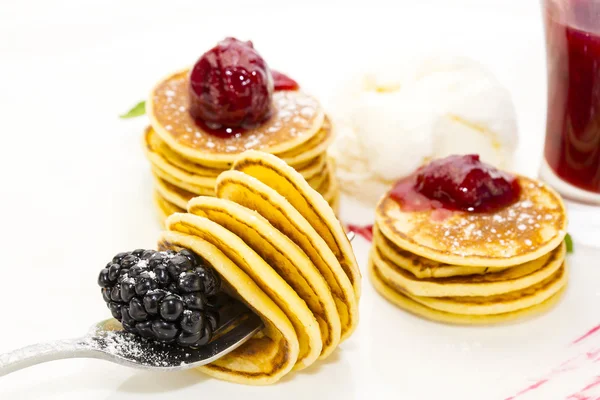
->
[328,55,518,206]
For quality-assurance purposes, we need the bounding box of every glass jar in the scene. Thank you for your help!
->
[540,0,600,246]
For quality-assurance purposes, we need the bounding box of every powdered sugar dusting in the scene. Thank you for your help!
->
[436,197,562,256]
[86,329,195,368]
[121,276,135,285]
[384,177,566,258]
[151,71,322,153]
[118,257,155,284]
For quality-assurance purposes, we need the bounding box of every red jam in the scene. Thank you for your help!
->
[191,117,247,138]
[190,70,300,139]
[189,37,273,129]
[389,176,454,221]
[391,154,521,214]
[189,68,300,137]
[544,2,600,193]
[272,70,299,91]
[346,224,374,242]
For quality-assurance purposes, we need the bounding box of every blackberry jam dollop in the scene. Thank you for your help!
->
[189,37,274,129]
[98,248,222,347]
[413,154,521,212]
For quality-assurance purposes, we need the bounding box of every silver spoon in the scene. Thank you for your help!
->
[0,299,262,376]
[0,231,357,377]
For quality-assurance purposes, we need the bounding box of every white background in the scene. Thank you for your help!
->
[1,0,600,399]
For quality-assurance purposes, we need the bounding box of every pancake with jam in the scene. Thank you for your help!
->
[147,69,325,168]
[216,170,358,340]
[376,155,567,267]
[142,38,341,222]
[368,258,567,325]
[158,230,299,384]
[232,150,361,297]
[186,196,341,359]
[370,154,569,324]
[165,212,323,371]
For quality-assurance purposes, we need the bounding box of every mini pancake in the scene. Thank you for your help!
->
[153,174,206,209]
[151,165,213,196]
[368,259,567,325]
[307,165,329,191]
[144,129,220,188]
[317,160,339,205]
[329,191,340,216]
[151,161,215,192]
[275,118,334,166]
[405,264,567,315]
[145,126,328,180]
[153,191,184,227]
[152,162,332,208]
[323,187,339,216]
[373,224,551,278]
[216,170,358,340]
[151,163,332,212]
[153,155,327,196]
[232,150,361,297]
[370,242,566,297]
[297,154,327,181]
[148,70,325,167]
[158,230,299,385]
[144,127,221,177]
[145,126,330,191]
[376,176,567,267]
[187,196,341,359]
[166,213,322,370]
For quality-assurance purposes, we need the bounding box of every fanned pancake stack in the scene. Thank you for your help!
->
[158,150,360,384]
[143,70,339,223]
[370,175,569,324]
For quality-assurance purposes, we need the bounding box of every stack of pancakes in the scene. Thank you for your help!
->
[159,150,360,385]
[143,70,339,224]
[369,176,569,324]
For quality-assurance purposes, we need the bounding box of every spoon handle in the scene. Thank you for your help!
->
[0,338,96,377]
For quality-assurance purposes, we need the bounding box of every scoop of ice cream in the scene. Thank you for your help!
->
[328,55,518,206]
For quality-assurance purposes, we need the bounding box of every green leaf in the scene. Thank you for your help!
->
[565,233,574,253]
[120,101,146,119]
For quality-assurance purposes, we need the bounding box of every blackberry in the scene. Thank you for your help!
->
[98,248,222,347]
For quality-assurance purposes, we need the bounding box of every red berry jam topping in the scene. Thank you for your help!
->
[346,224,374,242]
[272,70,299,91]
[412,154,521,213]
[389,176,454,221]
[189,37,274,129]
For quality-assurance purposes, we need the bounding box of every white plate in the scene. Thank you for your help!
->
[339,200,600,400]
[1,0,599,399]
